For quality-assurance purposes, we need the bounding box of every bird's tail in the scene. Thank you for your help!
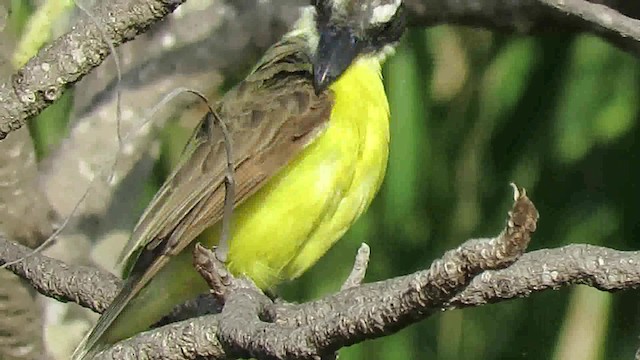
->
[70,274,142,359]
[70,333,106,360]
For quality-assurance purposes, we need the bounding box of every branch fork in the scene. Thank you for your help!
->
[176,184,538,360]
[0,184,545,359]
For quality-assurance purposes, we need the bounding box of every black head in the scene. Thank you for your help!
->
[311,0,406,93]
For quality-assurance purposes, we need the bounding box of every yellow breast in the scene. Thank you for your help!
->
[222,56,390,288]
[91,57,391,346]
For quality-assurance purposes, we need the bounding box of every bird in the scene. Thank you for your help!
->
[72,0,406,358]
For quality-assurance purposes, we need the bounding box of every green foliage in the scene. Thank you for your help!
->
[284,28,640,360]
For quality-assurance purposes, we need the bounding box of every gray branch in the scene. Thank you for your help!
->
[537,0,640,40]
[7,238,639,359]
[0,0,186,139]
[0,236,120,314]
[0,188,532,359]
[447,244,640,308]
[2,188,639,359]
[3,0,640,141]
[0,54,55,359]
[403,0,640,55]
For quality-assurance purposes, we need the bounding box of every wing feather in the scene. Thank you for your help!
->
[75,35,334,359]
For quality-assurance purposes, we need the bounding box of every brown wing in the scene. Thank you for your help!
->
[77,36,333,357]
[121,38,333,276]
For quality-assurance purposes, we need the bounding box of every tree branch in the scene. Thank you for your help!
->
[447,244,640,308]
[3,0,640,142]
[8,241,639,359]
[0,185,535,359]
[2,187,640,359]
[537,0,640,41]
[0,0,186,139]
[0,236,120,314]
[0,41,55,357]
[403,0,640,55]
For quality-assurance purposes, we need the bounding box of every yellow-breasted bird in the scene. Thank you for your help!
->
[73,0,406,358]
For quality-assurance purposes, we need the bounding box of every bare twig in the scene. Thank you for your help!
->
[537,0,640,41]
[340,243,371,290]
[193,243,234,300]
[8,237,640,346]
[50,243,640,360]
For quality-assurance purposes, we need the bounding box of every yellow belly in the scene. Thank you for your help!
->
[210,56,390,288]
[100,56,390,344]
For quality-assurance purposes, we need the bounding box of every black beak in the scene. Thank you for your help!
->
[313,27,360,95]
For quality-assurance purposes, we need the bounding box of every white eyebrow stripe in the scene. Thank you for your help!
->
[371,0,400,24]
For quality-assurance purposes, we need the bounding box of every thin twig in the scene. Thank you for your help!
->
[537,0,640,41]
[340,243,371,290]
[213,111,235,263]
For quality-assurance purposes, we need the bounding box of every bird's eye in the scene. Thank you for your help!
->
[349,34,359,46]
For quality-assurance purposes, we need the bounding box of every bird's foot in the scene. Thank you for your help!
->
[192,243,261,304]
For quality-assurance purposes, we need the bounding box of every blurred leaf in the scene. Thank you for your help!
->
[564,204,618,246]
[553,36,620,163]
[6,0,33,35]
[427,26,468,102]
[383,35,428,234]
[479,38,539,124]
[13,0,74,67]
[553,287,611,360]
[29,90,73,158]
[593,63,639,142]
[451,37,538,235]
[160,120,192,170]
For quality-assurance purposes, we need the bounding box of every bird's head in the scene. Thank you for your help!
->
[306,0,406,93]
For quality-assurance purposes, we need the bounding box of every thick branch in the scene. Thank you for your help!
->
[99,186,539,359]
[7,238,637,345]
[0,0,186,139]
[67,244,640,360]
[1,190,640,359]
[447,244,640,307]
